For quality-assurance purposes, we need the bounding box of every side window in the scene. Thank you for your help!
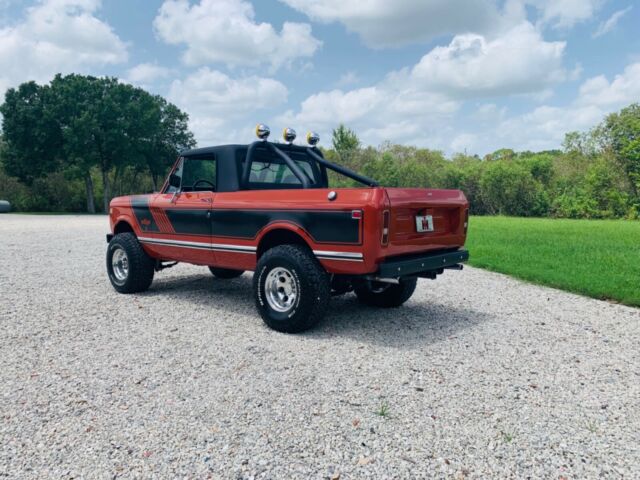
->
[182,157,217,192]
[248,159,316,186]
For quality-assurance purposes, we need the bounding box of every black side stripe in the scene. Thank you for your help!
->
[163,209,362,245]
[131,197,159,233]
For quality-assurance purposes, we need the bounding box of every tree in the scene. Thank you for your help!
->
[1,74,195,213]
[138,98,195,191]
[600,103,640,198]
[332,124,360,162]
[0,82,63,185]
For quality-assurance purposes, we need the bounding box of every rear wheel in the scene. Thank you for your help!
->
[353,277,417,308]
[208,267,244,279]
[106,233,155,293]
[254,245,330,333]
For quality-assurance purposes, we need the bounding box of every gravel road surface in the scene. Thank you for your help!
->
[1,215,639,479]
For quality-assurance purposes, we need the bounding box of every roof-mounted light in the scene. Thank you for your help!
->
[283,127,296,144]
[256,123,270,141]
[306,131,320,146]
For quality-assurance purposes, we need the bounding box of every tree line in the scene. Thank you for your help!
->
[0,74,195,213]
[327,105,640,219]
[0,74,638,219]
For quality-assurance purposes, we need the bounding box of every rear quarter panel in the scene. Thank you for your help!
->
[212,188,385,274]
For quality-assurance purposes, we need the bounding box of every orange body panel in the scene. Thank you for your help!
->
[110,186,468,275]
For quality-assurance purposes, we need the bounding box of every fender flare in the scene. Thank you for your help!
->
[255,222,315,258]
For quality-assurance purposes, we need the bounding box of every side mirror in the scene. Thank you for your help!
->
[169,173,181,190]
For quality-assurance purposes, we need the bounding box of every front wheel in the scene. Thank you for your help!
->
[106,233,155,293]
[353,277,417,308]
[254,245,330,333]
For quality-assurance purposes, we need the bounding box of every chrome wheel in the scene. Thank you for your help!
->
[265,267,298,313]
[111,247,129,283]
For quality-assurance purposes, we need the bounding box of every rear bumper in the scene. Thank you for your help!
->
[377,249,469,277]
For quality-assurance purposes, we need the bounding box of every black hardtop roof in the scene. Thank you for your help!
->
[180,142,315,158]
[178,141,378,189]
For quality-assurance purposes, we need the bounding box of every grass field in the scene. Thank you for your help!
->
[466,216,640,307]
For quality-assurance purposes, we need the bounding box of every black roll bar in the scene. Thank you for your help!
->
[241,141,379,189]
[242,141,312,189]
[306,148,379,187]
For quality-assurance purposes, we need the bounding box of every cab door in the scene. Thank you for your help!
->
[148,155,217,265]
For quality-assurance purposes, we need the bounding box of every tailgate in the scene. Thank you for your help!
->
[384,188,468,254]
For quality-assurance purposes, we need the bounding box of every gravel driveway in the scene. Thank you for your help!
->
[1,214,639,479]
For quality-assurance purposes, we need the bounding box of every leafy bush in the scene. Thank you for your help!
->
[2,97,640,220]
[479,161,547,217]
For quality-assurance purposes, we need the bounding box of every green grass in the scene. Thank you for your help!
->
[466,216,640,307]
[375,402,390,418]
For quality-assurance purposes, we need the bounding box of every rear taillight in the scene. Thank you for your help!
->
[381,209,390,245]
[464,209,469,234]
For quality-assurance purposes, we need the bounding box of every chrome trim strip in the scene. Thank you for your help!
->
[212,243,255,252]
[312,250,363,260]
[138,237,256,253]
[138,237,362,261]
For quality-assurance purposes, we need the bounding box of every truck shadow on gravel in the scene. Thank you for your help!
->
[144,272,488,349]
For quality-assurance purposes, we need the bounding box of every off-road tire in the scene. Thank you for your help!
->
[254,245,330,333]
[354,277,418,308]
[208,267,244,279]
[106,233,155,293]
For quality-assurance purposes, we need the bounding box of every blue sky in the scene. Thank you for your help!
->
[0,0,638,155]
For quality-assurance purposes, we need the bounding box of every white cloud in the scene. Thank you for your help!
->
[451,133,479,153]
[576,62,640,108]
[335,71,360,87]
[279,0,501,47]
[168,68,288,145]
[0,0,127,95]
[281,0,604,47]
[527,0,602,28]
[475,61,640,152]
[278,20,568,149]
[411,22,566,97]
[125,63,171,85]
[593,6,631,38]
[277,81,460,148]
[473,103,507,122]
[154,0,321,70]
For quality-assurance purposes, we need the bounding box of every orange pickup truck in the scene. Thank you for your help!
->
[106,126,469,332]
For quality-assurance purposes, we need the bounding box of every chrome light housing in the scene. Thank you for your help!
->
[306,131,320,146]
[283,127,296,144]
[256,123,270,140]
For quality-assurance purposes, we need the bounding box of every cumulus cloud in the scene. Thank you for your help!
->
[280,0,604,47]
[279,0,500,47]
[125,63,171,85]
[531,0,603,28]
[411,22,566,97]
[0,0,127,95]
[276,80,460,148]
[277,20,568,148]
[576,62,640,108]
[593,6,631,38]
[154,0,321,70]
[470,62,640,153]
[168,68,288,145]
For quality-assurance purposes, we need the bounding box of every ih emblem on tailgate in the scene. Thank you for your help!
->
[416,214,434,233]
